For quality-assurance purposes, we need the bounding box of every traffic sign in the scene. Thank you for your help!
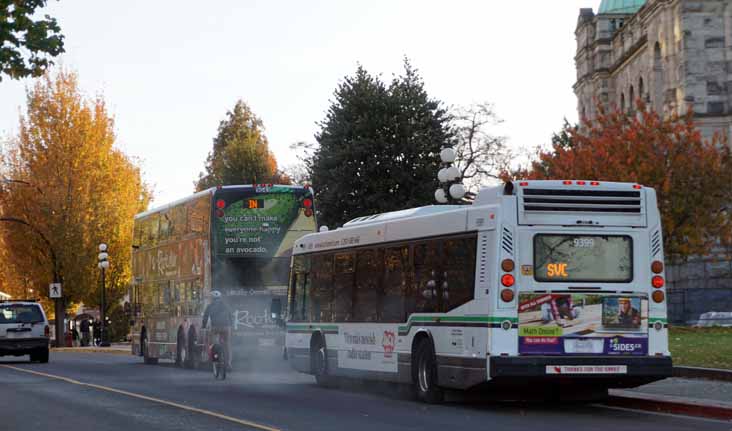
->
[49,283,62,298]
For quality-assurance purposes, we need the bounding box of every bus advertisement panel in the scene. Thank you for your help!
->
[212,186,316,356]
[517,293,649,356]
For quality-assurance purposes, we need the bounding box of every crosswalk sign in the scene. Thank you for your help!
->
[49,283,62,298]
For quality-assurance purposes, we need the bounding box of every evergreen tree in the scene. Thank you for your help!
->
[309,59,452,228]
[1,0,65,81]
[196,100,284,191]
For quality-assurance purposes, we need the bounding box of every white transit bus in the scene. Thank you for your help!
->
[283,180,671,402]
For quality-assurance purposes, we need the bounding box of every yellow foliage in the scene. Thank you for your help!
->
[0,69,151,312]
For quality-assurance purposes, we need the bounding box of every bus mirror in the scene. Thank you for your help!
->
[270,298,282,321]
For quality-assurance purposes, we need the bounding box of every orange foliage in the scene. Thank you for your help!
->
[511,101,732,260]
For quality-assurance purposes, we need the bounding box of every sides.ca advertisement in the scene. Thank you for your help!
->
[518,293,648,356]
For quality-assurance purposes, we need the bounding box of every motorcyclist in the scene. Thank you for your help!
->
[202,290,233,369]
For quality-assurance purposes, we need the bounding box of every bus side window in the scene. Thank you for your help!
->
[311,254,333,322]
[384,247,408,323]
[354,249,382,322]
[444,236,477,311]
[333,253,355,321]
[413,241,444,313]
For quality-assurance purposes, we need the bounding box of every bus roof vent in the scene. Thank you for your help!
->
[517,182,647,227]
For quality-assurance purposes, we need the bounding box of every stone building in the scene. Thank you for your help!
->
[574,0,732,140]
[574,0,732,324]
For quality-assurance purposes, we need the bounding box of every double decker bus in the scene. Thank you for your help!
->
[130,184,316,367]
[284,180,671,402]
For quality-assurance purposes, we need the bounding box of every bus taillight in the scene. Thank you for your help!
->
[501,259,515,272]
[216,209,224,218]
[501,274,514,287]
[302,198,313,209]
[500,289,514,302]
[304,208,313,217]
[216,199,226,209]
[652,276,664,289]
[652,290,665,303]
[651,261,664,273]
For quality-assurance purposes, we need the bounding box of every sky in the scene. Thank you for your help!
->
[0,0,598,206]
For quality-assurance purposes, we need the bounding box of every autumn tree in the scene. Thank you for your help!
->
[451,102,512,191]
[0,0,65,81]
[196,100,287,191]
[307,60,453,228]
[511,101,732,261]
[0,70,150,339]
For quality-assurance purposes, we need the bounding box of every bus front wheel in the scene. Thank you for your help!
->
[413,339,443,404]
[311,336,334,388]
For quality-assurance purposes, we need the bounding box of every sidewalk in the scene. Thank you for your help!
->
[607,377,732,421]
[52,343,131,355]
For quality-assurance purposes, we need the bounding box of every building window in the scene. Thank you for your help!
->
[620,93,626,112]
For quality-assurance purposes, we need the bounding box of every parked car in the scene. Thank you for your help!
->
[0,300,50,363]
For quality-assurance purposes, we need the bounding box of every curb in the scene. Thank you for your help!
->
[607,390,732,421]
[52,347,130,356]
[674,366,732,382]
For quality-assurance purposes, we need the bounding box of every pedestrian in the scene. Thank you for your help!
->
[80,318,91,347]
[93,319,102,346]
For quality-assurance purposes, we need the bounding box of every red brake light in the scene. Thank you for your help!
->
[562,180,572,185]
[633,184,642,189]
[304,208,313,217]
[501,274,515,287]
[519,181,529,186]
[576,181,586,185]
[652,276,664,289]
[590,181,600,186]
[303,198,313,209]
[216,199,226,209]
[44,325,49,338]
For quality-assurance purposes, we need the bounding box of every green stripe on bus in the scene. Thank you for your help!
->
[398,315,518,333]
[649,318,668,324]
[286,324,339,332]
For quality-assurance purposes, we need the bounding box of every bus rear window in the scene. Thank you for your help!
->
[533,235,632,283]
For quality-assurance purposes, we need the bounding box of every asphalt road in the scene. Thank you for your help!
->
[0,351,728,431]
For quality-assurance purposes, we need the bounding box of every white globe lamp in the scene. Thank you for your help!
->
[449,183,466,200]
[446,166,461,182]
[437,168,449,183]
[440,147,456,163]
[434,188,448,204]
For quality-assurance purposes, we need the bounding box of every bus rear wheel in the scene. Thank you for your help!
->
[175,328,186,368]
[413,339,443,404]
[184,327,198,369]
[142,331,158,365]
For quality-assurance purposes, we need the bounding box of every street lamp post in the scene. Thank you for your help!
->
[435,147,467,204]
[98,243,110,347]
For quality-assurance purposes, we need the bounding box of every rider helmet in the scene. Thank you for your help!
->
[210,290,222,299]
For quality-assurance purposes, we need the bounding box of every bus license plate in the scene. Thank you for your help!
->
[564,338,603,354]
[546,365,627,375]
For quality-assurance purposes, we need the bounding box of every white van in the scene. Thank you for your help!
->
[0,301,50,363]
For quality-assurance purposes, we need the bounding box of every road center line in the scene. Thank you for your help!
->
[1,364,281,431]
